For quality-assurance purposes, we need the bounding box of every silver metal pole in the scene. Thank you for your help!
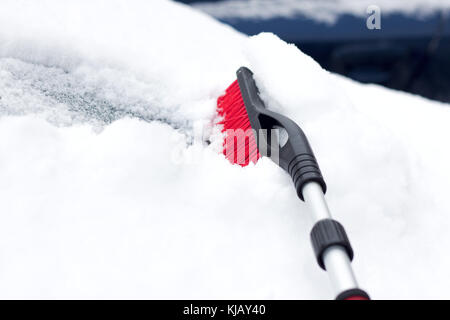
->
[302,182,359,297]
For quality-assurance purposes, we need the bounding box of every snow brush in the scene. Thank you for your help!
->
[217,67,370,300]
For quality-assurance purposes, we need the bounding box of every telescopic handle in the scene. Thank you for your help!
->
[302,182,370,300]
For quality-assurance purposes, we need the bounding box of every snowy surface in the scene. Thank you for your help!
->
[0,0,450,299]
[194,0,450,23]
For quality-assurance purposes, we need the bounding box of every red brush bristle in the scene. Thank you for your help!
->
[217,80,260,166]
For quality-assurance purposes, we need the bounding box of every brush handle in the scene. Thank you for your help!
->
[237,67,326,200]
[236,67,370,300]
[303,182,370,300]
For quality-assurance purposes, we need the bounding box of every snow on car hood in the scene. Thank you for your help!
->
[0,0,450,299]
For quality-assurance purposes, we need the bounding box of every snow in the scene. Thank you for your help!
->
[194,0,450,24]
[0,0,450,299]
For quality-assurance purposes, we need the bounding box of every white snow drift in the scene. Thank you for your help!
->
[0,0,450,299]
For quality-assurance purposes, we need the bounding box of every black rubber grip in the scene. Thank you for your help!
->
[336,288,371,300]
[236,67,326,201]
[310,219,353,270]
[288,154,326,201]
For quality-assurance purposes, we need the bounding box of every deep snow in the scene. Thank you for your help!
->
[0,0,450,299]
